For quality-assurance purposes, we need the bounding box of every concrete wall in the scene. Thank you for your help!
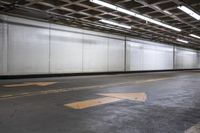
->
[7,24,50,75]
[0,15,199,75]
[175,48,199,69]
[126,39,174,71]
[0,23,3,74]
[50,24,125,73]
[198,53,200,68]
[0,21,8,75]
[0,15,125,75]
[50,28,83,73]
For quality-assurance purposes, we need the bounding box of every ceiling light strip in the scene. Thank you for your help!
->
[90,0,181,32]
[176,38,188,43]
[99,19,131,29]
[178,6,200,20]
[163,10,172,15]
[189,34,200,39]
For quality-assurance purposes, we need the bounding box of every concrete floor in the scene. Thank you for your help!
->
[0,71,200,133]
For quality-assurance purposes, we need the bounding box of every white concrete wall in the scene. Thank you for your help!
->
[50,28,125,73]
[175,48,199,69]
[0,15,199,75]
[50,29,83,73]
[126,39,174,71]
[198,53,200,68]
[0,15,125,75]
[0,23,3,74]
[83,34,108,72]
[108,38,125,71]
[7,24,50,75]
[0,21,8,75]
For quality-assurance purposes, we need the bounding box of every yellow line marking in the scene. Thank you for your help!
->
[98,93,147,102]
[3,82,57,87]
[0,94,13,98]
[185,122,200,133]
[4,83,32,87]
[0,77,170,100]
[134,78,171,84]
[64,92,147,109]
[64,97,121,109]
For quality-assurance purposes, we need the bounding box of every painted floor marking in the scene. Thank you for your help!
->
[3,82,57,87]
[64,92,147,109]
[98,93,147,102]
[64,97,121,109]
[0,77,170,100]
[185,122,200,133]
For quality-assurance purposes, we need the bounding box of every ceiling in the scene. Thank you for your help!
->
[0,0,200,49]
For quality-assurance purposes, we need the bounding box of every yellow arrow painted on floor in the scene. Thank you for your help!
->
[64,92,147,109]
[3,82,57,87]
[65,97,121,109]
[98,93,147,102]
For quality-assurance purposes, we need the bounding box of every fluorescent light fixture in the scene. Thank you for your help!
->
[90,0,117,10]
[90,0,181,32]
[189,34,200,39]
[153,6,161,10]
[130,43,141,47]
[163,10,172,15]
[176,38,188,43]
[99,19,131,29]
[178,5,200,20]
